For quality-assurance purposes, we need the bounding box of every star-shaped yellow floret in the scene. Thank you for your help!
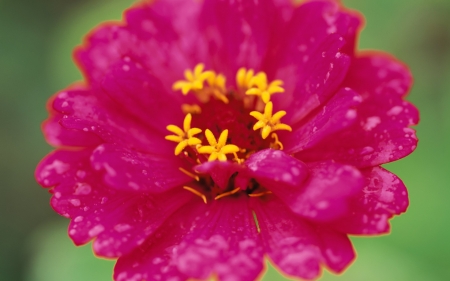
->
[245,72,285,104]
[172,63,213,95]
[250,102,292,139]
[198,129,240,161]
[236,67,255,89]
[165,114,202,155]
[206,72,229,104]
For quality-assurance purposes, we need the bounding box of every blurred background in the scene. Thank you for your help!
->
[0,0,449,280]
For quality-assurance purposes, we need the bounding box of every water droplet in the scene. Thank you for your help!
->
[69,199,81,206]
[75,183,92,195]
[74,216,83,222]
[88,225,104,237]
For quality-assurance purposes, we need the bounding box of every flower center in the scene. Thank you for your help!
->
[165,64,292,202]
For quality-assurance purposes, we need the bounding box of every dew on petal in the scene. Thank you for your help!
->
[69,199,81,206]
[89,225,105,237]
[74,183,92,195]
[74,216,84,222]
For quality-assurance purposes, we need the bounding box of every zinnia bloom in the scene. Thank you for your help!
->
[36,0,419,280]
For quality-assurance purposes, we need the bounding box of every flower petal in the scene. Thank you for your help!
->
[91,144,191,193]
[75,0,207,91]
[284,87,361,153]
[253,198,355,279]
[195,160,247,190]
[101,60,184,134]
[114,197,264,281]
[43,113,102,147]
[249,157,364,222]
[266,0,361,122]
[91,187,193,258]
[36,149,91,188]
[199,0,277,80]
[253,198,322,280]
[296,54,419,167]
[245,149,309,189]
[330,166,409,234]
[36,149,193,257]
[52,88,173,154]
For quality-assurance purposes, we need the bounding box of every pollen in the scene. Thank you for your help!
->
[165,113,202,155]
[250,102,292,139]
[245,72,285,104]
[172,63,213,95]
[198,129,240,161]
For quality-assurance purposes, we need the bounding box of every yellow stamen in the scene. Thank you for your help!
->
[198,129,240,162]
[248,191,273,197]
[250,102,292,139]
[182,104,202,114]
[270,132,284,150]
[205,72,229,103]
[233,152,244,164]
[214,187,240,200]
[244,71,285,103]
[183,186,207,204]
[173,63,213,95]
[179,167,200,181]
[165,114,203,155]
[236,67,255,89]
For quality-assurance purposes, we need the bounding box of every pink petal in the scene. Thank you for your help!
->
[37,149,192,257]
[245,149,309,189]
[266,0,361,122]
[91,187,192,258]
[43,113,102,147]
[36,149,91,188]
[194,160,247,190]
[284,87,362,153]
[91,144,191,193]
[315,225,355,273]
[266,160,363,222]
[253,198,322,280]
[76,0,206,91]
[173,198,263,281]
[52,88,173,154]
[115,198,264,281]
[199,0,277,80]
[101,59,184,134]
[253,198,355,279]
[297,53,419,167]
[330,166,409,234]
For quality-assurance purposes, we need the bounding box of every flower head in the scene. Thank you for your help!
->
[36,1,418,281]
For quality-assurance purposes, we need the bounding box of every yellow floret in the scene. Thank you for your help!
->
[172,63,213,95]
[198,129,240,161]
[165,113,202,155]
[250,102,292,139]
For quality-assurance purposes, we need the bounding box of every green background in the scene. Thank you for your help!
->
[1,0,449,280]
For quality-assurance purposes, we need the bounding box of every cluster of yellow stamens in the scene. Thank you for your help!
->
[168,63,292,160]
[237,68,285,103]
[173,63,228,104]
[172,64,212,95]
[167,64,294,203]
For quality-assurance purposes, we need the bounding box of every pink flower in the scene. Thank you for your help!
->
[36,0,418,280]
